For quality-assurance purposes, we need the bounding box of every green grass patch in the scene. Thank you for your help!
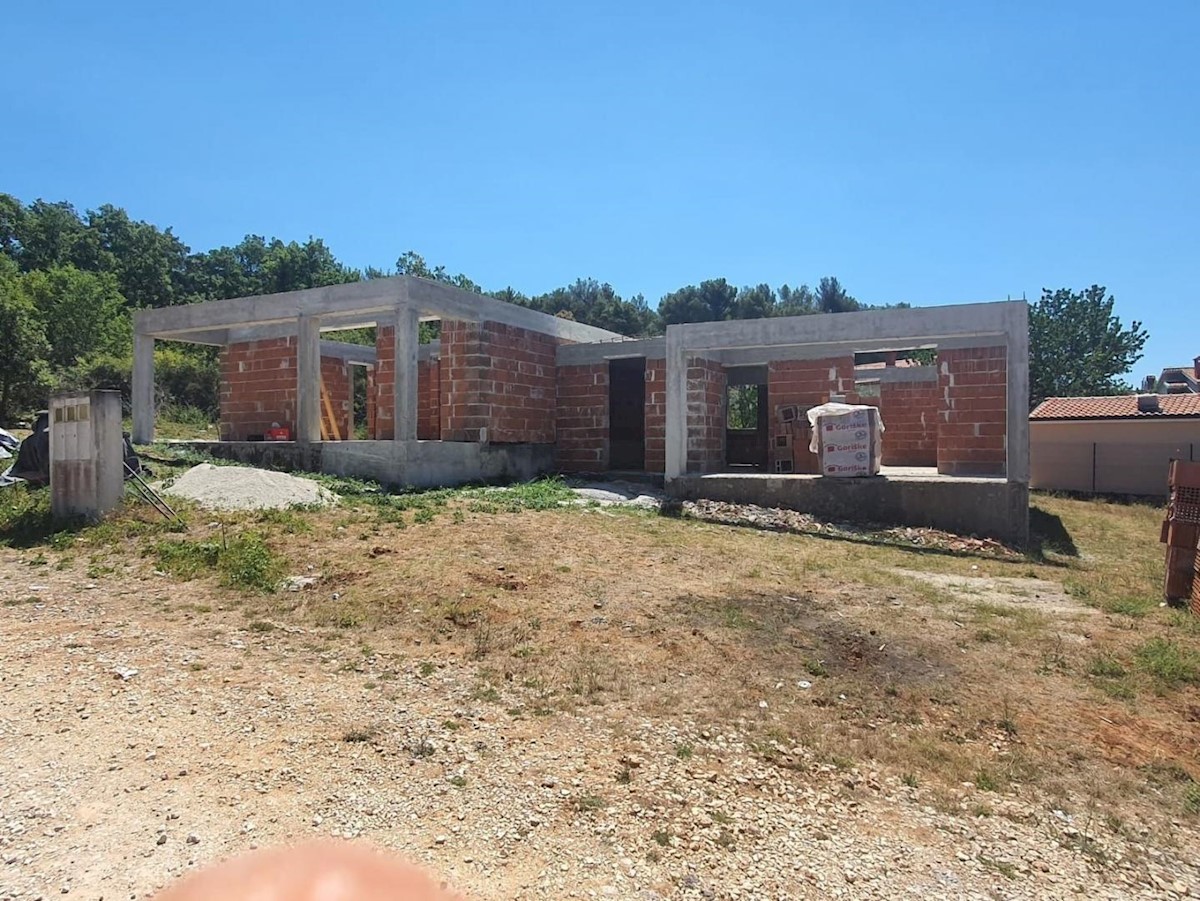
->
[152,531,284,593]
[1133,638,1200,692]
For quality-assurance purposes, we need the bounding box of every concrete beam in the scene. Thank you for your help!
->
[667,301,1025,352]
[393,306,420,442]
[855,365,938,384]
[132,332,155,444]
[134,276,626,344]
[556,336,667,365]
[403,278,624,342]
[296,315,322,444]
[319,340,377,366]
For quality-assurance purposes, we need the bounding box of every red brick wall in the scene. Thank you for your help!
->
[686,357,726,473]
[645,359,666,473]
[320,355,353,440]
[878,378,939,466]
[219,338,297,440]
[220,338,363,440]
[937,345,1007,476]
[373,326,440,440]
[556,362,608,471]
[767,356,856,474]
[417,357,441,440]
[440,320,558,444]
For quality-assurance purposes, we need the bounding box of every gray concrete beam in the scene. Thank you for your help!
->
[664,330,688,480]
[319,340,377,366]
[855,365,938,384]
[556,336,667,365]
[132,332,155,444]
[135,276,626,344]
[668,301,1025,352]
[296,315,322,444]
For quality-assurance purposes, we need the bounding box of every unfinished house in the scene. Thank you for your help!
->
[133,280,1028,545]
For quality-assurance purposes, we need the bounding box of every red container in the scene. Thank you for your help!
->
[264,427,291,441]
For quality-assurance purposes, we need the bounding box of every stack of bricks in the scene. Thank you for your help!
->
[644,359,666,473]
[1162,460,1200,608]
[686,357,726,473]
[937,346,1007,476]
[440,321,558,444]
[767,356,857,473]
[219,337,297,440]
[555,363,608,471]
[878,376,940,466]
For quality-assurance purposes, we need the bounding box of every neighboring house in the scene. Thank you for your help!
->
[1030,394,1200,496]
[1156,357,1200,394]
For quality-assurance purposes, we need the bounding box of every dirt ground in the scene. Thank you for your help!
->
[1,489,1198,900]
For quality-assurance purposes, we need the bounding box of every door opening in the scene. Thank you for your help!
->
[609,357,646,470]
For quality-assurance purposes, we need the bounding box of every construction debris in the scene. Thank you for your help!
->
[682,498,1020,557]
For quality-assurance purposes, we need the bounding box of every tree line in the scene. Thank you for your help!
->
[0,193,1148,423]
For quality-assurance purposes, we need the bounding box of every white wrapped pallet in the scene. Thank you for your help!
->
[806,403,885,477]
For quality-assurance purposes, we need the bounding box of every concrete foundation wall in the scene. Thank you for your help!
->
[177,440,555,489]
[669,473,1029,547]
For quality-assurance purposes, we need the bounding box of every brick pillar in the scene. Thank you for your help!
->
[686,357,726,473]
[556,363,608,471]
[937,345,1007,476]
[644,359,666,473]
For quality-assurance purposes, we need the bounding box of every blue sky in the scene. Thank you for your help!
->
[5,1,1196,377]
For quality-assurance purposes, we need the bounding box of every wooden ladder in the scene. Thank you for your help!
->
[319,379,342,440]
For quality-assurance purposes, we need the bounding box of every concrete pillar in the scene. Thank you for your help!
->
[1006,303,1030,484]
[664,326,688,480]
[131,332,155,444]
[393,305,420,441]
[297,314,321,444]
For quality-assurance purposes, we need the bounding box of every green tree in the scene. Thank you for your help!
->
[82,204,190,308]
[1029,285,1148,406]
[814,276,860,313]
[0,259,51,422]
[657,278,739,325]
[20,266,129,371]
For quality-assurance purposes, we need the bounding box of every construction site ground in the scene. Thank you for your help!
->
[1,466,1198,900]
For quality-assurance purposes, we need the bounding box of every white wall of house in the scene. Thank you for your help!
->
[1031,419,1200,496]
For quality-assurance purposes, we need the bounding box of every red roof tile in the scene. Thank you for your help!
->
[1030,395,1200,420]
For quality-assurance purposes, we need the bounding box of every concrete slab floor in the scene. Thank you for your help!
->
[704,466,1009,484]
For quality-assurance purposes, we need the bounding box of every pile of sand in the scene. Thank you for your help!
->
[159,464,337,511]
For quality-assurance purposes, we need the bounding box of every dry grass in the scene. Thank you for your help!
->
[9,479,1200,837]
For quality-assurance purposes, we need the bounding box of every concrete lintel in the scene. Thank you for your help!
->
[668,301,1026,353]
[319,340,377,366]
[418,340,441,362]
[556,336,666,366]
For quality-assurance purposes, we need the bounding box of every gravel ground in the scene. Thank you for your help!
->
[157,464,337,511]
[1,558,1197,900]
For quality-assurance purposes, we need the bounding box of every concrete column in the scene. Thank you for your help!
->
[297,314,321,444]
[664,326,688,479]
[131,332,155,444]
[393,305,420,441]
[1006,302,1031,483]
